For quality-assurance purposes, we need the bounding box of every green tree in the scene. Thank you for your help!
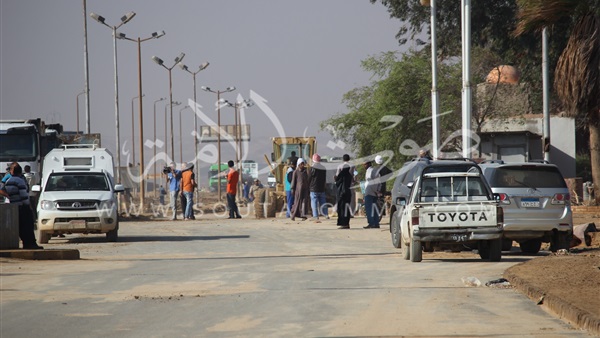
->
[321,50,462,168]
[370,0,574,113]
[514,0,600,202]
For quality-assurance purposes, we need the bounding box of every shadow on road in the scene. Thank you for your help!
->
[50,235,250,244]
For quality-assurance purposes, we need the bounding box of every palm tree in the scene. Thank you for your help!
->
[515,0,600,202]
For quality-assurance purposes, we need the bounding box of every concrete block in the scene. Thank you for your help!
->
[0,204,19,249]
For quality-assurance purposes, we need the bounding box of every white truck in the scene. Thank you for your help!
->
[394,171,504,262]
[32,144,124,243]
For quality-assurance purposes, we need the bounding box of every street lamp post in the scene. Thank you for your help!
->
[153,97,166,197]
[222,99,254,200]
[152,53,185,162]
[179,105,190,164]
[179,61,209,202]
[90,11,136,184]
[200,86,236,200]
[130,94,145,166]
[119,31,165,207]
[164,101,182,163]
[76,91,85,135]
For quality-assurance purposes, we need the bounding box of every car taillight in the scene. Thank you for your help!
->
[496,206,504,225]
[498,193,511,205]
[411,209,419,225]
[552,193,570,205]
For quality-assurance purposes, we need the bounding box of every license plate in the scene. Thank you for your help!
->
[70,220,87,226]
[521,198,540,208]
[451,234,468,242]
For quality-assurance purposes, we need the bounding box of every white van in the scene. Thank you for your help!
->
[32,144,124,243]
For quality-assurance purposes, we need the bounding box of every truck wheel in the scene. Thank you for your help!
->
[501,239,513,251]
[519,238,542,254]
[390,211,401,248]
[550,232,572,252]
[106,222,119,242]
[37,230,51,244]
[489,239,502,262]
[410,239,422,262]
[478,241,490,260]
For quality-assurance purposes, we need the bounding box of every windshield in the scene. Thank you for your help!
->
[45,173,110,192]
[487,166,567,188]
[0,133,38,160]
[279,144,311,163]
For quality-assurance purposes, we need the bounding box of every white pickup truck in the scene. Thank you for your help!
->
[394,171,503,262]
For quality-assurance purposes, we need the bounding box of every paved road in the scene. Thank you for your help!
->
[1,212,587,337]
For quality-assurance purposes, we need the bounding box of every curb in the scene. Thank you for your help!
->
[505,270,600,336]
[0,249,80,260]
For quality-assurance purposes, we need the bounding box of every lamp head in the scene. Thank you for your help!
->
[152,30,166,38]
[152,56,164,66]
[201,86,210,92]
[226,86,236,92]
[200,62,210,70]
[117,32,127,39]
[89,13,105,24]
[174,52,185,64]
[121,12,136,24]
[178,63,188,71]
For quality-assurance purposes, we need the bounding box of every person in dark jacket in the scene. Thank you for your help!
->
[334,154,355,229]
[375,155,393,195]
[309,153,328,220]
[290,158,310,221]
[0,162,43,249]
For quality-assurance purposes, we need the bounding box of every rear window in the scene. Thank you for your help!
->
[487,166,566,188]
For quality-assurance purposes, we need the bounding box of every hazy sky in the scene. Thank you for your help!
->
[1,1,411,178]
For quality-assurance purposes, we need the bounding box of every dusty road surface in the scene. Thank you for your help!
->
[1,210,592,337]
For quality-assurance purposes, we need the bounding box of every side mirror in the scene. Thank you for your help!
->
[31,185,41,192]
[114,184,125,193]
[407,181,414,189]
[396,197,407,206]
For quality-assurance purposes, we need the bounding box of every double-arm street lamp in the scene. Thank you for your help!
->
[153,97,166,197]
[118,31,165,207]
[179,61,209,197]
[179,105,190,164]
[76,91,85,135]
[164,101,182,164]
[200,86,236,200]
[130,94,145,165]
[152,53,185,162]
[89,11,136,183]
[221,99,254,200]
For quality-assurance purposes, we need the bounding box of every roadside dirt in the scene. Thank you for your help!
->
[504,211,600,335]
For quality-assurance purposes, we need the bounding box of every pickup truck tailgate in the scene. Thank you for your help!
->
[418,202,498,228]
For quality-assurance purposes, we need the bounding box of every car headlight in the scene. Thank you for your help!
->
[40,200,57,210]
[100,200,115,209]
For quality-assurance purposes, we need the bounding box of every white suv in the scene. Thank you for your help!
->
[479,161,572,254]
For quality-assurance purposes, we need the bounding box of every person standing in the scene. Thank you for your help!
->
[375,155,393,195]
[0,162,43,249]
[334,154,354,229]
[243,181,250,201]
[180,162,197,220]
[309,153,328,220]
[226,160,242,219]
[284,160,296,218]
[290,158,310,221]
[159,185,167,205]
[166,162,182,220]
[363,161,381,229]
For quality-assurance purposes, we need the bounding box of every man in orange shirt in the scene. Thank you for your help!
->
[226,160,242,219]
[179,162,197,220]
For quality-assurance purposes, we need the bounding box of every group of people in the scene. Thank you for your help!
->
[165,159,244,220]
[0,162,43,249]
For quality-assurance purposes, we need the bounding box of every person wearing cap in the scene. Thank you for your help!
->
[248,178,262,202]
[309,153,328,220]
[290,158,310,221]
[375,155,393,195]
[180,162,197,220]
[226,160,242,219]
[166,162,182,220]
[363,160,381,229]
[284,160,296,218]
